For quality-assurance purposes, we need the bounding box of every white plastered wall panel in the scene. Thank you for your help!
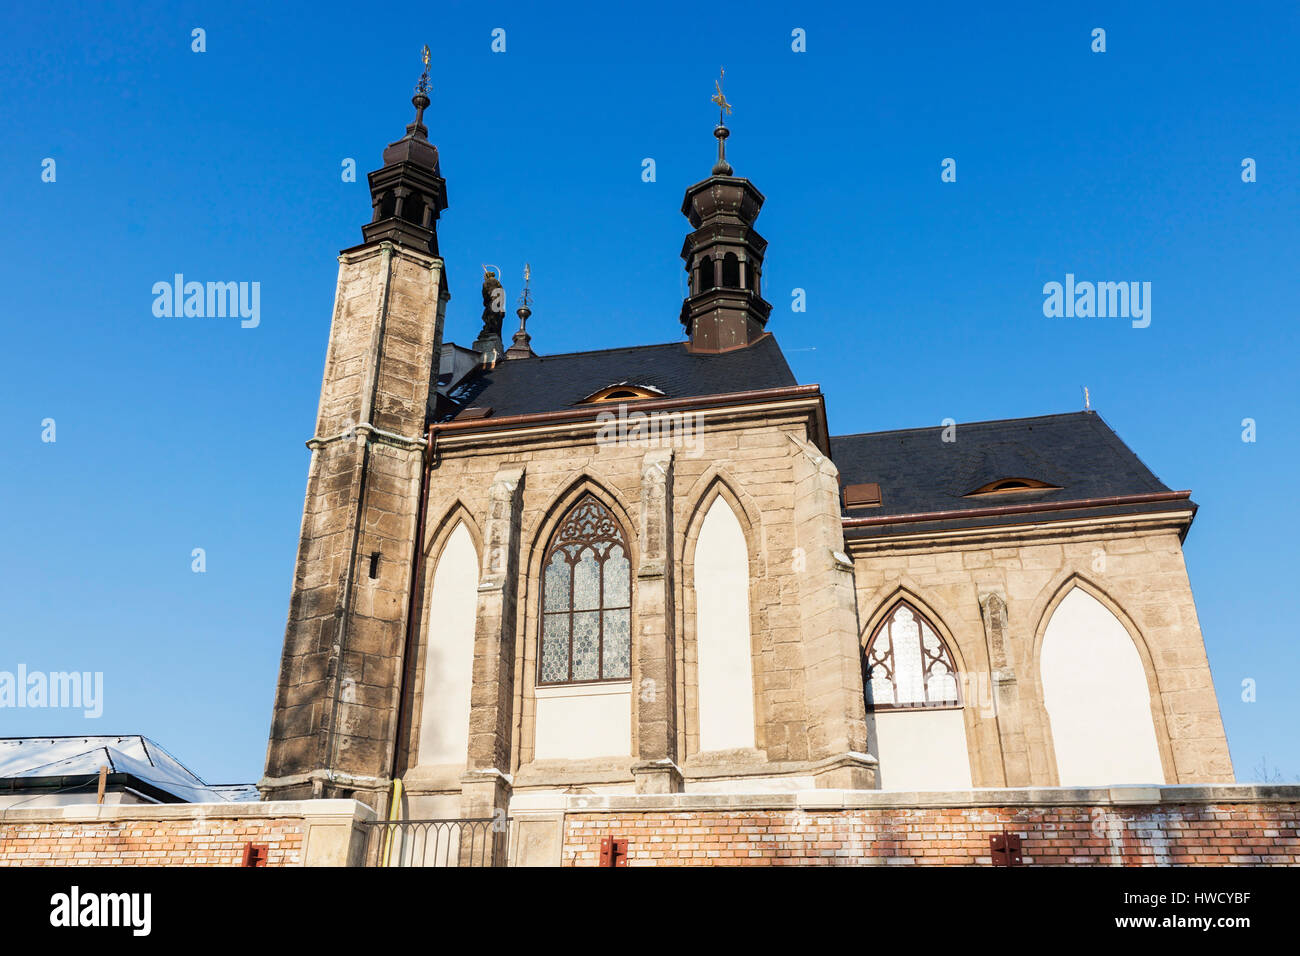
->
[1041,587,1165,785]
[533,682,632,760]
[416,522,479,768]
[870,708,973,790]
[694,497,757,752]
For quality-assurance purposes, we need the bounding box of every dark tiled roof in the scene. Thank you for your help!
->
[831,412,1190,535]
[439,334,796,420]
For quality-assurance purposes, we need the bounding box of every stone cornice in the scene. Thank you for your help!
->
[556,783,1300,814]
[845,507,1197,553]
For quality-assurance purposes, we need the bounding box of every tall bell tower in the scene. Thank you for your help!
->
[260,53,450,807]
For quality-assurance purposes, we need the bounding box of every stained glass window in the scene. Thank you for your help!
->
[538,494,632,684]
[864,602,960,710]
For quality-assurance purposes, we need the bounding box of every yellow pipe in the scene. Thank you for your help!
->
[380,778,403,867]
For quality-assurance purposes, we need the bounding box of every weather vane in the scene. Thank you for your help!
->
[416,44,432,96]
[519,263,532,310]
[711,68,733,124]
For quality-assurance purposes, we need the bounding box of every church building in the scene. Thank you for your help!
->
[257,67,1234,834]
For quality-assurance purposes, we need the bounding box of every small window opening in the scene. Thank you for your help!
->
[697,256,715,292]
[404,194,425,226]
[722,253,741,288]
[966,477,1059,497]
[368,552,381,579]
[578,384,665,404]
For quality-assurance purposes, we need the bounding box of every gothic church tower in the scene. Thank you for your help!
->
[260,71,449,804]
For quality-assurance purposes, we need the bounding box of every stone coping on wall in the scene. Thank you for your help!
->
[7,787,1295,824]
[0,798,377,825]
[540,783,1300,814]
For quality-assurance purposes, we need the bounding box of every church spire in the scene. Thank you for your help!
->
[711,69,733,176]
[360,45,448,256]
[679,70,772,353]
[505,263,536,359]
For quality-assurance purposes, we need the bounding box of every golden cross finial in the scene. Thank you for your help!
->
[711,68,732,121]
[422,44,430,69]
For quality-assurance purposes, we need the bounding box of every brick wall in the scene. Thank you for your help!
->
[0,799,373,867]
[558,793,1300,866]
[0,818,303,867]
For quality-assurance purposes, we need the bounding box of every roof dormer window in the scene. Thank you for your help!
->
[579,383,665,404]
[965,477,1059,497]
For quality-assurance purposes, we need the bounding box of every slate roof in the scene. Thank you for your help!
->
[439,334,797,421]
[0,736,254,804]
[830,412,1192,537]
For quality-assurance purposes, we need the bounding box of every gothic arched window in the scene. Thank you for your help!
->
[864,602,960,709]
[538,495,632,685]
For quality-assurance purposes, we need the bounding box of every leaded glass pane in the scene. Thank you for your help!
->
[921,623,942,656]
[891,609,926,705]
[540,613,570,683]
[573,547,601,611]
[602,609,630,678]
[544,551,571,612]
[869,672,894,707]
[572,611,601,681]
[867,633,894,706]
[864,603,962,710]
[603,545,630,607]
[928,668,958,702]
[538,494,633,686]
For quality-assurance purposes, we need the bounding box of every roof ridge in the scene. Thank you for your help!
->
[831,410,1095,441]
[478,339,689,362]
[0,735,140,744]
[10,745,116,777]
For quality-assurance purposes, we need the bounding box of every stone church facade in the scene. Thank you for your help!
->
[257,78,1234,832]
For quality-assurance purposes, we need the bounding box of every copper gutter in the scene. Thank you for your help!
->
[430,384,824,435]
[842,490,1193,528]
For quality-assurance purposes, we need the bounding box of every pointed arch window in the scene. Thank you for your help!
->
[864,602,960,709]
[538,495,632,685]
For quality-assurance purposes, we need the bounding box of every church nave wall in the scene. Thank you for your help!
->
[849,518,1233,789]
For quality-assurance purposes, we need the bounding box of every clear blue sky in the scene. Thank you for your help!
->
[2,1,1296,785]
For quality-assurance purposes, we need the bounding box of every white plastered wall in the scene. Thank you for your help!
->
[694,497,757,752]
[533,682,632,760]
[416,522,478,768]
[870,708,973,790]
[1040,587,1165,785]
